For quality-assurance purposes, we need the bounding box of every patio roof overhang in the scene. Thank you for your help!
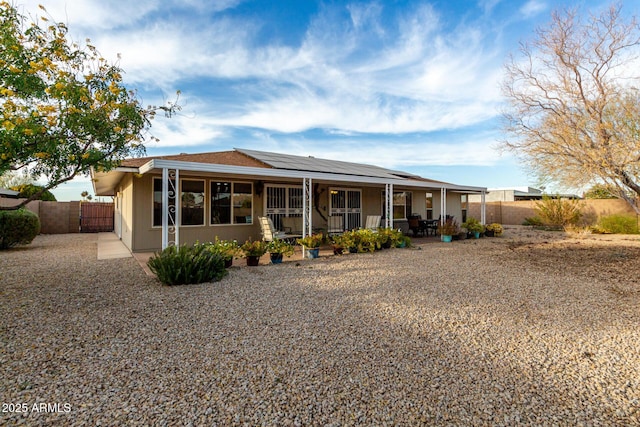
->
[134,159,487,194]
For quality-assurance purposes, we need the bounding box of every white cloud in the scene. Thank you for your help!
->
[145,114,227,149]
[520,1,547,19]
[14,1,508,142]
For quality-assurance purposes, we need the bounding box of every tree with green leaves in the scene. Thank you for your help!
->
[502,4,640,214]
[11,183,55,201]
[0,3,179,209]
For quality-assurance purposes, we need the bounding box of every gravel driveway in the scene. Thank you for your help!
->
[1,229,639,426]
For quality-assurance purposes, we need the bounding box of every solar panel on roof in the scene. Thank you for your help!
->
[236,148,419,180]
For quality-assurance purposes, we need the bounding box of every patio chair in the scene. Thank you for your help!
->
[408,216,424,237]
[258,216,301,243]
[327,215,344,235]
[364,215,381,231]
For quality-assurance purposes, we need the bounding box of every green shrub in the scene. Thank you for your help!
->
[534,196,583,227]
[0,208,40,249]
[147,243,228,285]
[593,214,639,234]
[10,184,56,201]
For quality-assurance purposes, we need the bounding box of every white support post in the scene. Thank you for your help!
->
[385,183,393,228]
[481,191,486,225]
[441,187,447,241]
[161,168,179,250]
[302,177,313,258]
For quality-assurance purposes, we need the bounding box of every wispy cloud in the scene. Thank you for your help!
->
[520,1,547,19]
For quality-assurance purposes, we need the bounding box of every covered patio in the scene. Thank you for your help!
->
[92,149,488,252]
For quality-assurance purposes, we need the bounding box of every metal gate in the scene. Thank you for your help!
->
[80,202,114,233]
[265,185,303,230]
[329,188,361,230]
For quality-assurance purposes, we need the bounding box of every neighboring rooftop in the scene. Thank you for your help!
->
[0,188,20,198]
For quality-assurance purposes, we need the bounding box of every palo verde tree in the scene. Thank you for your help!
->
[0,3,179,208]
[502,4,640,213]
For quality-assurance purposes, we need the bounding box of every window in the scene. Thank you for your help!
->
[426,192,433,220]
[181,180,205,226]
[152,177,167,227]
[461,194,468,223]
[211,181,252,225]
[394,192,412,219]
[382,191,413,220]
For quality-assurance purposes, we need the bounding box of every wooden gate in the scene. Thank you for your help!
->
[80,202,114,232]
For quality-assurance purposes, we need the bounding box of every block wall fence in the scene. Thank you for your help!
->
[469,199,639,225]
[0,199,81,234]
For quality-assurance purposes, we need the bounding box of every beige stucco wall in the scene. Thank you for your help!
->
[115,174,134,250]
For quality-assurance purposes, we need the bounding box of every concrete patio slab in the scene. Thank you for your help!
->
[97,232,132,260]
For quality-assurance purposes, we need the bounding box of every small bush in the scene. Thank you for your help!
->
[147,243,228,285]
[534,196,583,227]
[0,208,40,249]
[593,214,639,234]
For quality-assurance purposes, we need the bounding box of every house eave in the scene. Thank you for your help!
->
[91,166,140,196]
[138,159,486,193]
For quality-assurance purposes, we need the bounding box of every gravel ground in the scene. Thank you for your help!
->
[1,227,639,426]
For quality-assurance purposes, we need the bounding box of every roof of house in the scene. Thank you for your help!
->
[120,150,268,169]
[235,148,422,180]
[93,148,485,195]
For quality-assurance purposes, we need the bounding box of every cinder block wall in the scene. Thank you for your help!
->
[0,199,81,234]
[469,199,638,225]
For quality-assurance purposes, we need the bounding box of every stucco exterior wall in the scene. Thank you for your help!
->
[115,174,134,250]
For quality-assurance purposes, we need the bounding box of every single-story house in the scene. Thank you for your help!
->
[91,148,488,252]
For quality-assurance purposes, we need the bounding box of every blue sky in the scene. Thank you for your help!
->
[15,0,632,200]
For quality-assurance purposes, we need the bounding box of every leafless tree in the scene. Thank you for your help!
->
[502,4,640,213]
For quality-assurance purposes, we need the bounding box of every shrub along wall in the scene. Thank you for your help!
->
[469,199,638,225]
[0,198,80,234]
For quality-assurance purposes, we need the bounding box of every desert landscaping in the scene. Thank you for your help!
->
[1,226,639,425]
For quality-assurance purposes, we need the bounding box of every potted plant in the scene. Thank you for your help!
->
[376,227,403,249]
[297,233,324,259]
[266,238,295,264]
[330,232,354,255]
[206,237,241,268]
[462,217,484,239]
[241,239,268,266]
[485,223,504,237]
[351,229,379,253]
[396,234,411,248]
[437,218,459,242]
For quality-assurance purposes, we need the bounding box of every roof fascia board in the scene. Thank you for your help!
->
[139,159,486,192]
